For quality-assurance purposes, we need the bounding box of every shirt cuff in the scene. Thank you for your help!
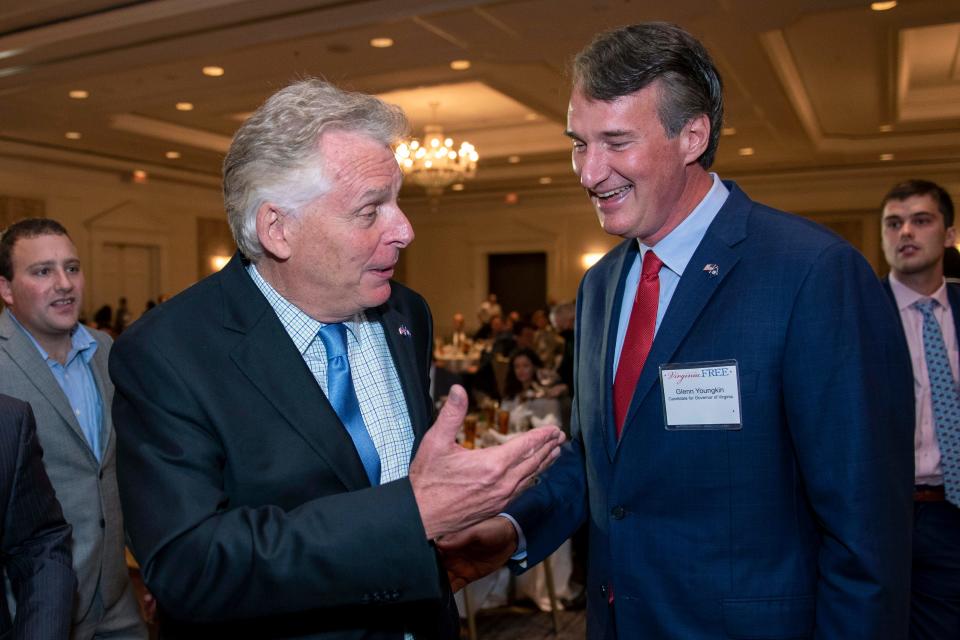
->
[497,513,528,568]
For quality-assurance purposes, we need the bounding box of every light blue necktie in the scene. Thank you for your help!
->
[318,323,381,486]
[913,298,960,505]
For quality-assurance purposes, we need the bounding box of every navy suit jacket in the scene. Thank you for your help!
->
[0,394,75,640]
[110,254,458,639]
[509,182,915,639]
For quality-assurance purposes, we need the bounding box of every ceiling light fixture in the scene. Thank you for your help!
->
[64,131,82,140]
[539,177,553,185]
[176,102,194,111]
[738,147,755,156]
[879,124,894,132]
[721,127,736,136]
[508,155,521,164]
[132,169,148,183]
[370,37,394,48]
[395,102,478,196]
[450,60,471,71]
[451,183,465,191]
[870,1,897,11]
[202,66,224,77]
[165,150,181,159]
[880,153,894,161]
[68,89,89,99]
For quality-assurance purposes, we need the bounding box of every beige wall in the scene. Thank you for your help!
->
[0,154,222,321]
[2,152,958,337]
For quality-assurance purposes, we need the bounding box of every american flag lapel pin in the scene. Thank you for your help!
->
[703,263,719,277]
[398,324,412,337]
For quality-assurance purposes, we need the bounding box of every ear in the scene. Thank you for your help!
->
[255,202,293,261]
[945,225,956,250]
[681,113,711,166]
[0,276,13,307]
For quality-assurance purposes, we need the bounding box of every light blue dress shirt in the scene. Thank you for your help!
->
[611,174,729,376]
[11,314,103,461]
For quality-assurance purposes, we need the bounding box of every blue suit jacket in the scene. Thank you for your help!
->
[509,182,915,639]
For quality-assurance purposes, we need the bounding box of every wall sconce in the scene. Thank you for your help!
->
[209,255,231,271]
[581,252,604,269]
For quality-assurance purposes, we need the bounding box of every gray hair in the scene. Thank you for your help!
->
[223,78,408,260]
[572,22,724,169]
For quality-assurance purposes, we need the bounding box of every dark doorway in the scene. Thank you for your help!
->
[488,252,547,317]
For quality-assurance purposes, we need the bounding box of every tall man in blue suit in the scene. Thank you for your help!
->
[880,179,960,639]
[441,22,915,639]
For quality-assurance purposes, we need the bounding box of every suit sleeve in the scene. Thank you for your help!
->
[1,400,76,640]
[782,241,913,639]
[110,321,446,624]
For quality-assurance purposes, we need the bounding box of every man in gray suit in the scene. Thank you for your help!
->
[0,218,146,640]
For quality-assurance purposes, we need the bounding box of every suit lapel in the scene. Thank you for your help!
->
[370,305,429,447]
[0,310,95,459]
[90,340,114,466]
[601,241,637,462]
[220,256,370,491]
[947,284,960,343]
[618,184,749,446]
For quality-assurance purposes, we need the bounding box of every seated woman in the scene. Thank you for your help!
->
[500,348,569,431]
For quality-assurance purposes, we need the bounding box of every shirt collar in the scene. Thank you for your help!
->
[246,262,363,354]
[8,312,97,365]
[637,173,729,277]
[888,272,949,312]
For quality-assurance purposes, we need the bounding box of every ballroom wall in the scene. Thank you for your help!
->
[1,152,958,335]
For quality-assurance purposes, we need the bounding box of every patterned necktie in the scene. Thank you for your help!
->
[613,250,664,438]
[318,323,381,486]
[913,298,960,505]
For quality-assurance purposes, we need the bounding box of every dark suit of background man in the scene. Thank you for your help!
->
[441,22,915,639]
[0,218,147,640]
[0,393,75,640]
[109,79,563,639]
[880,179,960,640]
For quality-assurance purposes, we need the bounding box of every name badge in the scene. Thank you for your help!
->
[659,360,742,431]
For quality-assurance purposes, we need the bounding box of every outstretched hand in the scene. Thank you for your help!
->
[409,385,564,540]
[437,516,519,592]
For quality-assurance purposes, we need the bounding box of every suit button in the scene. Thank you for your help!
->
[99,518,105,528]
[611,506,626,520]
[99,470,104,480]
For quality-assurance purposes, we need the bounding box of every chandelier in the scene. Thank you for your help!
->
[395,104,479,196]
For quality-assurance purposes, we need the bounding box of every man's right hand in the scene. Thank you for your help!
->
[436,516,519,592]
[409,385,563,540]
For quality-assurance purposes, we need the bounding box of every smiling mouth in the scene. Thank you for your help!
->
[590,185,632,200]
[51,298,75,308]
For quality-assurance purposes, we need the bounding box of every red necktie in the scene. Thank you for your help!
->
[613,250,663,437]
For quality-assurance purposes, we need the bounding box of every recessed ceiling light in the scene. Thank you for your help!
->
[450,60,471,71]
[871,1,897,11]
[202,66,224,77]
[175,102,194,111]
[505,192,519,205]
[64,131,82,140]
[165,151,181,159]
[524,113,539,121]
[68,89,89,99]
[879,124,894,132]
[370,37,394,48]
[132,169,148,183]
[880,153,894,161]
[721,127,736,136]
[508,155,521,164]
[539,176,553,185]
[451,183,465,191]
[738,147,755,156]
